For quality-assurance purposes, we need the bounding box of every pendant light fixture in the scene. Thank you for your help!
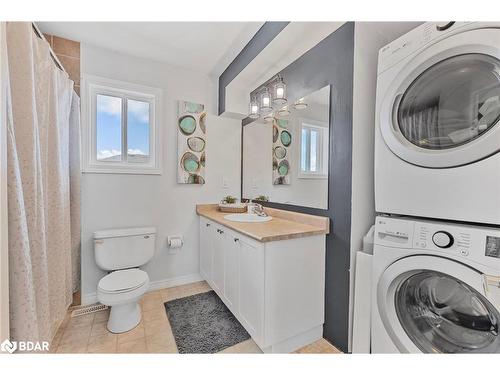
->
[260,87,272,114]
[248,74,289,119]
[273,75,287,105]
[293,97,308,110]
[248,95,260,119]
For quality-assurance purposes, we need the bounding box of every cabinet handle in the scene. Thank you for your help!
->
[234,238,239,242]
[206,223,211,227]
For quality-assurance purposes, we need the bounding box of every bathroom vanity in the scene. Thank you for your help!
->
[196,204,329,353]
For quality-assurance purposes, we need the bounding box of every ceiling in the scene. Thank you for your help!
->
[37,22,263,76]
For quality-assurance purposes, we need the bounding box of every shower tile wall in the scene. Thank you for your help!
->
[44,34,80,95]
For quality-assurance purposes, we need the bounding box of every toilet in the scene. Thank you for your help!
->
[93,227,156,333]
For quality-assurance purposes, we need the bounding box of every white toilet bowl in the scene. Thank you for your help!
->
[94,227,156,334]
[97,268,149,333]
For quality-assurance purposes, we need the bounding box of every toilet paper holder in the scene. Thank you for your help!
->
[167,236,184,248]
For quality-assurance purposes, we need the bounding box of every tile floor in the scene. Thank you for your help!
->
[50,281,342,354]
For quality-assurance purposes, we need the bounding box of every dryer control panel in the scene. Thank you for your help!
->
[377,21,473,74]
[375,216,500,270]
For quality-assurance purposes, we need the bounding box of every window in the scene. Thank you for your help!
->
[83,75,162,174]
[299,119,329,178]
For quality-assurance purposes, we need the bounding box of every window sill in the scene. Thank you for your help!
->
[298,173,328,180]
[83,166,162,175]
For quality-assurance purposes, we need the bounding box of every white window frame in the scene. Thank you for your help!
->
[82,74,162,174]
[298,118,329,179]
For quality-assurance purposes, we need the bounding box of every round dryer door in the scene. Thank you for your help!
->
[377,255,500,353]
[380,28,500,168]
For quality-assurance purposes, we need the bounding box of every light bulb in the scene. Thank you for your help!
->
[248,96,260,119]
[260,87,272,113]
[273,76,287,105]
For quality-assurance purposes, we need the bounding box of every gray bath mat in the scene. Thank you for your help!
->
[164,290,250,353]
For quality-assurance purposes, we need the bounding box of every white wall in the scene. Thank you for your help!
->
[80,45,241,303]
[349,22,422,351]
[242,99,329,209]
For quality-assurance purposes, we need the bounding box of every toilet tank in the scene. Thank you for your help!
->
[94,227,156,271]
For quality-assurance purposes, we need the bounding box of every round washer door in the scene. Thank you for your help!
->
[377,255,500,353]
[380,28,500,168]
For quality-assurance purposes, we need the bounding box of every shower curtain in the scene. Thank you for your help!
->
[5,22,81,344]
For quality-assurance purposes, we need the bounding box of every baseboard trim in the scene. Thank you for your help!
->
[81,273,204,306]
[148,273,203,292]
[262,325,324,353]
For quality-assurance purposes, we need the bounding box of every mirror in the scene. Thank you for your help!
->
[242,86,330,209]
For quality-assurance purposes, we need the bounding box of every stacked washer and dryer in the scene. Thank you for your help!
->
[371,22,500,353]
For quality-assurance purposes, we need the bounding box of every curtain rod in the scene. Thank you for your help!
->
[31,22,67,74]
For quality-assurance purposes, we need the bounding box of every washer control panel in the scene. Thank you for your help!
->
[375,216,500,269]
[414,222,472,257]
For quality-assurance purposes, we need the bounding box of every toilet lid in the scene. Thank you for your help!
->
[98,269,149,293]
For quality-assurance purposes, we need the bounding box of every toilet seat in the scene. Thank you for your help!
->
[97,269,150,310]
[96,269,150,333]
[98,268,148,294]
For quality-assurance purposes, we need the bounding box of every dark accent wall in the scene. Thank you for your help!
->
[220,22,355,352]
[218,22,289,115]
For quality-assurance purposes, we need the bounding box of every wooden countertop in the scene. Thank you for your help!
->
[196,204,329,243]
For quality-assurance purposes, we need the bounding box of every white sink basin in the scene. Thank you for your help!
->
[224,213,272,223]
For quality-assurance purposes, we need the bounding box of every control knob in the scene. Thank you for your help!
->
[432,231,454,248]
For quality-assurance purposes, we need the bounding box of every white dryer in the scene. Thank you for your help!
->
[371,215,500,353]
[375,22,500,225]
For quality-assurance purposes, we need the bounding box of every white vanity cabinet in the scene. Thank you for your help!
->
[198,216,326,353]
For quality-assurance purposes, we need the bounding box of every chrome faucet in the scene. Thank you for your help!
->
[249,200,267,217]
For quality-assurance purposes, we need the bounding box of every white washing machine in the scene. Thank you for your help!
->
[371,215,500,353]
[375,22,500,225]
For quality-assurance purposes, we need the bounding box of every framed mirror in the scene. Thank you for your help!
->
[242,85,330,209]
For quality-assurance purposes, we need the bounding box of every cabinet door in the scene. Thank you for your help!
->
[199,219,214,283]
[224,235,239,312]
[238,238,264,341]
[212,227,226,296]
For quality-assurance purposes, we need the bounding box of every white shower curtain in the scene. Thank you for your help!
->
[6,22,81,344]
